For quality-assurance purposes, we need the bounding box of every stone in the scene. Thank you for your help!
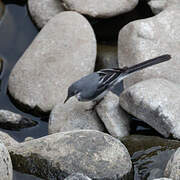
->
[118,4,180,89]
[24,137,34,142]
[9,130,132,179]
[48,99,105,134]
[0,131,18,147]
[0,141,13,180]
[96,92,130,138]
[148,0,168,14]
[64,173,92,180]
[0,110,37,130]
[8,11,96,115]
[164,147,180,179]
[61,0,139,18]
[28,0,64,28]
[119,78,180,139]
[153,178,172,180]
[96,43,118,70]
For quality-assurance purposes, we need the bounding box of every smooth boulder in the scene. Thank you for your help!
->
[96,92,130,138]
[61,0,138,18]
[48,100,105,134]
[9,130,132,179]
[8,11,96,114]
[118,3,180,89]
[119,78,180,139]
[28,0,64,28]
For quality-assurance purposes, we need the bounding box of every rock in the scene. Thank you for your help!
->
[0,141,13,180]
[64,173,92,180]
[164,147,180,179]
[119,78,180,139]
[0,110,37,130]
[153,178,172,180]
[96,43,118,70]
[61,0,139,18]
[121,135,180,156]
[9,130,132,179]
[148,0,168,14]
[0,131,18,147]
[8,11,96,115]
[118,4,180,89]
[28,0,64,28]
[48,99,105,134]
[0,0,4,20]
[96,92,130,138]
[24,137,34,142]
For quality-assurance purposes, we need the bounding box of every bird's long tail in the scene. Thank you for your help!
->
[125,54,171,75]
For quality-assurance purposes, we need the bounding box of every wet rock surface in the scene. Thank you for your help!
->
[28,0,64,28]
[119,78,180,139]
[8,11,96,115]
[61,0,139,18]
[96,92,130,138]
[0,141,13,180]
[48,100,105,134]
[164,147,180,179]
[0,110,37,130]
[9,130,132,179]
[118,3,180,89]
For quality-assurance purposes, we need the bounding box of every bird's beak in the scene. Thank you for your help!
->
[64,96,70,104]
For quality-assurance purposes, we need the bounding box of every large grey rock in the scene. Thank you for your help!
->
[0,131,18,147]
[118,4,180,89]
[0,141,13,180]
[48,100,105,134]
[0,110,37,130]
[61,0,138,18]
[64,173,92,180]
[9,130,132,179]
[96,92,130,138]
[164,148,180,179]
[8,11,96,114]
[119,78,180,139]
[28,0,64,28]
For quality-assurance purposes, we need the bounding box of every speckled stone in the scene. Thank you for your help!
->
[61,0,138,18]
[64,173,92,180]
[0,141,13,180]
[48,100,105,134]
[119,78,180,139]
[28,0,64,28]
[96,92,130,138]
[9,130,132,179]
[118,4,180,89]
[8,11,96,114]
[0,131,18,147]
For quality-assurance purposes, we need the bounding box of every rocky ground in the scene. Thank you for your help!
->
[0,0,180,179]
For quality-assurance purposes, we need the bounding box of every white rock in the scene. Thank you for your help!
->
[28,0,64,28]
[119,78,180,139]
[8,11,96,114]
[61,0,138,18]
[96,92,130,138]
[0,141,13,180]
[0,131,18,147]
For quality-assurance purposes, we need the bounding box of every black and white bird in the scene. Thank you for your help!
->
[64,54,171,103]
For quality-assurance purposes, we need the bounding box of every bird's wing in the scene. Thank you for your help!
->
[96,68,127,90]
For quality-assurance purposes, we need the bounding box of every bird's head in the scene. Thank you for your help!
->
[64,84,79,103]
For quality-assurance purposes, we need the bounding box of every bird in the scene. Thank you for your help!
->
[64,54,171,104]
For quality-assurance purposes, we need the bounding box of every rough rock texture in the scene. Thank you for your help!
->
[0,141,13,180]
[96,92,130,138]
[61,0,139,18]
[154,178,172,180]
[28,0,64,28]
[0,110,37,130]
[164,148,180,179]
[64,173,92,180]
[96,43,118,70]
[48,99,105,134]
[119,78,180,139]
[118,3,180,89]
[0,131,18,147]
[8,11,96,114]
[9,130,132,179]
